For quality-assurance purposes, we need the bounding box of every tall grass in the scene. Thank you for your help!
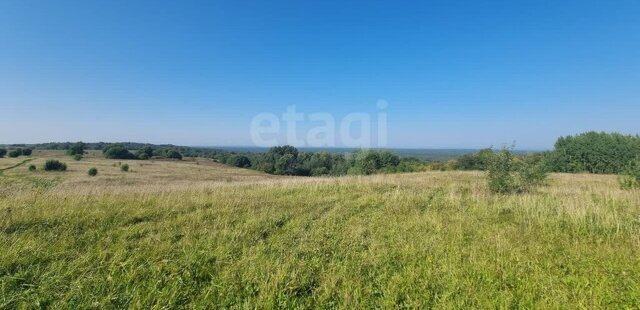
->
[0,154,639,308]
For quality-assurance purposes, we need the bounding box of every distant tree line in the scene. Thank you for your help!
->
[450,131,640,175]
[0,147,32,158]
[8,131,638,177]
[238,146,422,176]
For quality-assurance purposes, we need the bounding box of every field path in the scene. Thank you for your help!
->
[0,158,33,172]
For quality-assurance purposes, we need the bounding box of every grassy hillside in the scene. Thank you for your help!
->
[1,152,639,308]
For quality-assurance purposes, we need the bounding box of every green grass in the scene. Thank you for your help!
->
[1,153,640,308]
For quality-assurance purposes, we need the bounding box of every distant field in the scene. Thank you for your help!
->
[1,151,639,308]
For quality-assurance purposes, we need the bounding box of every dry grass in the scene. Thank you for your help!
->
[1,152,639,308]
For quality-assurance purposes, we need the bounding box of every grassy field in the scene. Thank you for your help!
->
[1,151,639,308]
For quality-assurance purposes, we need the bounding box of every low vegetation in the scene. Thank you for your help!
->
[66,141,86,156]
[43,159,67,171]
[88,167,98,176]
[486,147,547,194]
[0,154,638,308]
[103,144,137,160]
[619,159,640,189]
[120,163,129,172]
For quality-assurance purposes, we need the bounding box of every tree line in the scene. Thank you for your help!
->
[8,131,639,178]
[453,131,640,175]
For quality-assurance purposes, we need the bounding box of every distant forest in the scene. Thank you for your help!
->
[2,131,639,176]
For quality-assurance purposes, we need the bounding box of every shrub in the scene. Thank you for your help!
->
[486,147,547,194]
[135,146,154,160]
[619,160,640,189]
[120,163,129,172]
[28,164,36,171]
[74,154,83,161]
[0,148,6,158]
[226,155,251,168]
[103,144,136,159]
[88,167,98,176]
[67,142,86,156]
[44,160,67,171]
[164,149,183,160]
[22,148,32,156]
[8,149,21,158]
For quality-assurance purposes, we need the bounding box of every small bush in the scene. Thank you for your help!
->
[121,163,129,172]
[619,160,640,189]
[74,154,83,161]
[0,148,6,158]
[88,167,98,176]
[487,147,547,194]
[8,149,21,158]
[28,164,36,171]
[22,148,32,156]
[44,160,67,171]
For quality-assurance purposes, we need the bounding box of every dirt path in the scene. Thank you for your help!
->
[0,158,34,172]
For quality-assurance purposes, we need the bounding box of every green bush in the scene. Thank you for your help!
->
[8,149,21,158]
[226,155,251,168]
[88,167,98,176]
[164,149,183,160]
[549,132,640,174]
[103,144,136,159]
[487,147,547,194]
[66,142,86,156]
[619,160,640,189]
[28,164,36,171]
[22,148,32,156]
[44,160,67,171]
[0,148,6,158]
[74,154,83,161]
[120,163,129,172]
[135,146,154,160]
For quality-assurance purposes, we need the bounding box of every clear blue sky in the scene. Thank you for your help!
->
[1,0,639,149]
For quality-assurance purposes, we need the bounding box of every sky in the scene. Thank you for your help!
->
[1,0,639,149]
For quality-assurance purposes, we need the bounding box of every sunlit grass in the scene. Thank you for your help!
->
[1,152,639,308]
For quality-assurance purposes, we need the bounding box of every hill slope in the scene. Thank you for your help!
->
[1,152,639,308]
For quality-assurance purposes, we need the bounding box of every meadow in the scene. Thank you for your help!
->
[1,151,639,308]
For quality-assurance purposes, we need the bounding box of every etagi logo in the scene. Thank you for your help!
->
[250,100,389,148]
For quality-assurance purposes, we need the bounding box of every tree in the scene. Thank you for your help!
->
[227,155,252,168]
[455,148,493,170]
[0,148,6,158]
[136,146,154,160]
[548,132,640,174]
[67,142,86,156]
[275,153,297,175]
[103,144,136,159]
[22,148,32,156]
[8,149,21,158]
[164,149,183,160]
[486,147,547,194]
